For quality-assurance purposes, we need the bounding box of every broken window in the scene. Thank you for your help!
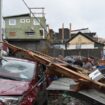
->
[40,29,44,36]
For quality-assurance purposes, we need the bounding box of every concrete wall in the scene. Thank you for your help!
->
[4,15,46,40]
[48,48,103,59]
[8,40,47,52]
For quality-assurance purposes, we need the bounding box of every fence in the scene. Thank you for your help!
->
[48,48,103,59]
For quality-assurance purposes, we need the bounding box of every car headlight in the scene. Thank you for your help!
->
[0,96,22,105]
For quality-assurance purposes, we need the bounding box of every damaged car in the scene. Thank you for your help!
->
[0,56,47,105]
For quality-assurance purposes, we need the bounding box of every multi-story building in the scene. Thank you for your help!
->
[3,10,47,52]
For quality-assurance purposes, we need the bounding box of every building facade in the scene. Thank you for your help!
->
[3,13,46,40]
[67,32,104,50]
[3,13,48,52]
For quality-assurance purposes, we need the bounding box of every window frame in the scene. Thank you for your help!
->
[9,19,16,25]
[26,19,30,23]
[25,31,35,36]
[20,19,25,23]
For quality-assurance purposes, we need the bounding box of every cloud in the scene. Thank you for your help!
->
[2,0,105,38]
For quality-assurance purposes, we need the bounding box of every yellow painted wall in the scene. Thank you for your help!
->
[69,34,94,45]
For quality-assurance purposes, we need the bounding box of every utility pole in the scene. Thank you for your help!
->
[0,0,2,57]
[62,23,64,56]
[69,23,72,39]
[62,23,64,43]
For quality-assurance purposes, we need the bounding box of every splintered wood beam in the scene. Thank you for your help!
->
[4,41,105,92]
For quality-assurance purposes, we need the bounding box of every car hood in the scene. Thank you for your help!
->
[0,79,30,95]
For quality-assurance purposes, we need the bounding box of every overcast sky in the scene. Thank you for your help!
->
[2,0,105,38]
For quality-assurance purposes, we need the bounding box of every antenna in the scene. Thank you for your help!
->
[22,0,48,35]
[62,23,64,43]
[69,23,72,39]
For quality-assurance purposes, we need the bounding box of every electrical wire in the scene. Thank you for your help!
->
[22,0,48,35]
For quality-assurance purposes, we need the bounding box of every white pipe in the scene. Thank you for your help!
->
[0,0,2,57]
[0,0,2,41]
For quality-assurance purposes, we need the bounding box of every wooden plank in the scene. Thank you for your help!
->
[3,41,105,92]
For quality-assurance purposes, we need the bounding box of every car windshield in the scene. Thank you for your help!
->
[0,57,36,81]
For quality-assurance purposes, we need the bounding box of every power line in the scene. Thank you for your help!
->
[22,0,48,35]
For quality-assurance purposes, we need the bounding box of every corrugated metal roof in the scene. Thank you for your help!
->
[47,78,105,104]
